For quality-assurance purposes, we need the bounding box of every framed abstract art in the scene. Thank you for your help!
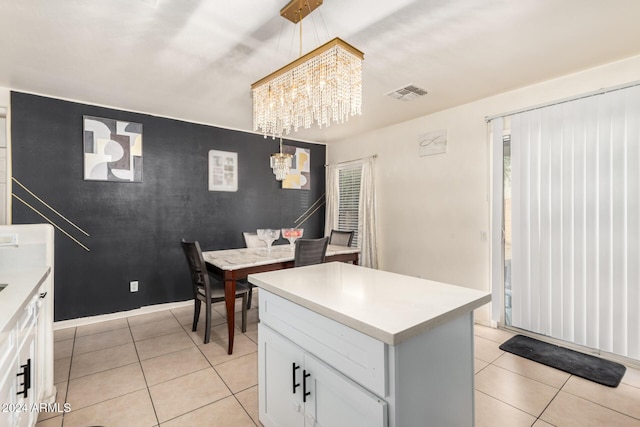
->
[83,116,143,182]
[282,145,310,190]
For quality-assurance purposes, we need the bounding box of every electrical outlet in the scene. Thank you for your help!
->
[130,281,139,292]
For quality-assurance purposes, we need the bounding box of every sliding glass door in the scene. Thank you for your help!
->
[503,136,513,326]
[492,84,640,360]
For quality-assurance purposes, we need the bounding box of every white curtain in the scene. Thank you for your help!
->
[359,157,378,269]
[325,157,378,269]
[509,85,640,359]
[324,163,339,238]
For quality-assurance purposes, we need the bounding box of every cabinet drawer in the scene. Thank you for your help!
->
[260,290,387,396]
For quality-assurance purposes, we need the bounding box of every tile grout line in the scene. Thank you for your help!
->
[73,324,129,339]
[161,310,258,426]
[46,327,77,425]
[127,316,162,427]
[62,321,148,408]
[557,384,640,422]
[474,389,539,421]
[477,326,640,424]
[172,308,261,425]
[232,393,260,427]
[531,373,570,425]
[480,355,561,420]
[51,304,261,426]
[476,334,562,424]
[484,361,569,390]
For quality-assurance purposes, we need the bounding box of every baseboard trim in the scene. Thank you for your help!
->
[53,300,192,330]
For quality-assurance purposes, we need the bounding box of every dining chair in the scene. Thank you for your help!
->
[329,229,354,247]
[180,239,249,344]
[242,231,264,249]
[294,237,329,267]
[242,231,263,309]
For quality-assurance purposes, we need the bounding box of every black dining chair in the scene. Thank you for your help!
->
[294,237,329,267]
[180,239,249,344]
[329,229,354,247]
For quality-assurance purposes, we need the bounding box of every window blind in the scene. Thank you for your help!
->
[338,164,362,247]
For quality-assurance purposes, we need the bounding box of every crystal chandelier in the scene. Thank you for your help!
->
[251,0,364,139]
[270,138,293,181]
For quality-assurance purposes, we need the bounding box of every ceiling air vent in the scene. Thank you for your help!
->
[386,84,428,101]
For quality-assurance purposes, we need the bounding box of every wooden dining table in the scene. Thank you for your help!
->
[202,244,360,354]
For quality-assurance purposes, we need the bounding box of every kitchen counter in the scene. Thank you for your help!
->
[0,267,50,333]
[249,261,490,345]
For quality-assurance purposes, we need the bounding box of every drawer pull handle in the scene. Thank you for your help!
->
[16,358,31,398]
[39,292,47,299]
[303,369,311,403]
[292,363,300,394]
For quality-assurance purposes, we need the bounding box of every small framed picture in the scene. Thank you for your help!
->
[208,150,238,192]
[418,129,447,156]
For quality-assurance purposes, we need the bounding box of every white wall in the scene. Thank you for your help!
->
[328,54,640,324]
[0,87,9,107]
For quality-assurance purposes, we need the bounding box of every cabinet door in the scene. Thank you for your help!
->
[259,324,305,427]
[0,354,18,427]
[15,321,36,427]
[34,287,46,402]
[304,353,387,427]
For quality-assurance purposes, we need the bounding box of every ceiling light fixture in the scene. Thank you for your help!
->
[271,138,293,181]
[251,0,364,140]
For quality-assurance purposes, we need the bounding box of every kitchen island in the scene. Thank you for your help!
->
[249,261,491,427]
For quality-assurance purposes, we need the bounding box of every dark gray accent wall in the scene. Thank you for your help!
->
[10,92,326,321]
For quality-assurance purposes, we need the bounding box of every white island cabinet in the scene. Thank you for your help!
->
[0,224,56,427]
[249,262,491,427]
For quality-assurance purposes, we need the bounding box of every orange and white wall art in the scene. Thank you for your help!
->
[282,145,310,190]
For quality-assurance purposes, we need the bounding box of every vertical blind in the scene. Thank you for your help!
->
[506,84,640,359]
[338,164,362,247]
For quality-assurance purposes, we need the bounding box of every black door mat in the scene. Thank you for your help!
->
[499,334,626,387]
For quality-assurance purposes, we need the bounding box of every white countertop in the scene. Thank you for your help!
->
[203,244,359,270]
[249,262,491,345]
[0,267,51,332]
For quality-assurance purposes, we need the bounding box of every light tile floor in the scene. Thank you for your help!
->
[39,296,640,427]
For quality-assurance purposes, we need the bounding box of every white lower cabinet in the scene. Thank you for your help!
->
[0,225,56,427]
[0,282,49,427]
[259,324,387,427]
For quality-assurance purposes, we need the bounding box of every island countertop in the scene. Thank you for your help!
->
[248,262,491,345]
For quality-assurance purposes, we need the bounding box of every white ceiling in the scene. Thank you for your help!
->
[1,0,640,143]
